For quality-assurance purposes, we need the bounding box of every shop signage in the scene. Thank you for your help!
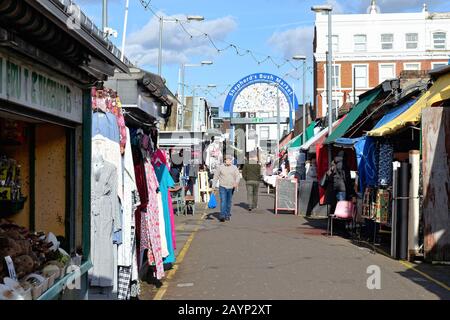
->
[0,54,83,123]
[223,73,298,114]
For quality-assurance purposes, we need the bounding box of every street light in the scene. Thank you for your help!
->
[292,55,307,141]
[177,61,214,130]
[311,4,333,138]
[158,15,205,75]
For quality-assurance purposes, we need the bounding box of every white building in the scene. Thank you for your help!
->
[313,1,450,118]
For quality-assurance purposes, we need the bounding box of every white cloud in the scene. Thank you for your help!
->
[267,26,314,60]
[126,13,237,67]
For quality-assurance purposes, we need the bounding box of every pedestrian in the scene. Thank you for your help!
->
[326,150,352,201]
[241,151,262,212]
[212,154,241,222]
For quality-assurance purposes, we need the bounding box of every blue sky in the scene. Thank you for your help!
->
[77,0,450,115]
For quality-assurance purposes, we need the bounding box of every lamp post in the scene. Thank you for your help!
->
[311,4,333,137]
[177,61,214,130]
[158,15,205,76]
[292,55,307,139]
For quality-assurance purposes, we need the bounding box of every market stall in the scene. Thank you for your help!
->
[0,0,129,300]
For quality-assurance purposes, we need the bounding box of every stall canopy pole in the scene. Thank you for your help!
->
[408,150,420,260]
[398,161,410,260]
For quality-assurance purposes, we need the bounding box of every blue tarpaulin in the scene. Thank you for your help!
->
[372,98,417,130]
[334,137,363,147]
[354,136,378,193]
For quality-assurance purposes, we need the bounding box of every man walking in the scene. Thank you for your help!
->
[212,154,241,222]
[242,151,262,211]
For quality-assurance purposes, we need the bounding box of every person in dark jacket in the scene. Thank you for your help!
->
[242,151,262,211]
[327,150,352,201]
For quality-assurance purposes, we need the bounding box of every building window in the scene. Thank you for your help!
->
[381,34,393,50]
[354,34,367,51]
[353,65,368,88]
[432,62,448,70]
[404,63,420,71]
[406,33,418,49]
[433,32,446,50]
[326,34,339,52]
[324,64,341,89]
[379,64,396,83]
[260,126,270,140]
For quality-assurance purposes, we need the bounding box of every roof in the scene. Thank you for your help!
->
[324,86,383,144]
[0,0,130,83]
[368,72,450,136]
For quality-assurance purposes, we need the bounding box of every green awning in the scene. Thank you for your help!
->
[281,133,302,151]
[305,121,317,141]
[325,88,382,144]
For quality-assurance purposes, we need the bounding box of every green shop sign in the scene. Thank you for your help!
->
[0,54,83,123]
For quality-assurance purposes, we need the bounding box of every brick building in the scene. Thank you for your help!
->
[313,1,450,118]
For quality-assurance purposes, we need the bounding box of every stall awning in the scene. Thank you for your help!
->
[283,121,317,152]
[283,133,303,151]
[371,98,417,130]
[300,116,346,152]
[368,72,450,136]
[305,121,317,141]
[333,137,363,148]
[325,87,382,144]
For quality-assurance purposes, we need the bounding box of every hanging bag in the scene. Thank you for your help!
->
[208,192,217,209]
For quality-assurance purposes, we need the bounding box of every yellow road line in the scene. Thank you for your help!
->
[399,260,450,292]
[356,241,449,292]
[153,210,207,300]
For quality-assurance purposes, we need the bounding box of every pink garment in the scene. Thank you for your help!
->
[141,160,165,280]
[110,97,127,154]
[151,149,168,167]
[167,192,177,250]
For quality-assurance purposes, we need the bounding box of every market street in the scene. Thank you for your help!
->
[154,181,450,300]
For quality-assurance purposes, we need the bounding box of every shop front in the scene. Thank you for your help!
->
[0,0,129,300]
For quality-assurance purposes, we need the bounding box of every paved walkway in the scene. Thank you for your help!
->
[146,181,450,300]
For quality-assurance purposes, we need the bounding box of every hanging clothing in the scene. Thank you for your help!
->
[141,159,165,280]
[90,159,121,287]
[92,111,124,203]
[372,189,391,224]
[133,155,148,264]
[157,192,169,258]
[316,143,329,205]
[378,142,394,187]
[167,191,177,250]
[354,137,378,193]
[153,163,176,264]
[110,96,127,154]
[118,128,140,267]
[206,141,222,173]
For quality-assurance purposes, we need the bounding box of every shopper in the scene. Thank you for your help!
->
[242,151,262,211]
[326,150,352,201]
[212,155,241,222]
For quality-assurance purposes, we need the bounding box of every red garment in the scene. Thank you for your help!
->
[316,143,329,205]
[152,149,168,167]
[133,161,148,264]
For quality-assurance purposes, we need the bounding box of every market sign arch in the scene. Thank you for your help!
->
[223,73,299,122]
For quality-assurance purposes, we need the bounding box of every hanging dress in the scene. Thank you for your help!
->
[157,192,169,258]
[140,160,165,280]
[153,163,176,264]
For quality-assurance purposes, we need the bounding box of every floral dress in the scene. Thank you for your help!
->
[140,160,165,280]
